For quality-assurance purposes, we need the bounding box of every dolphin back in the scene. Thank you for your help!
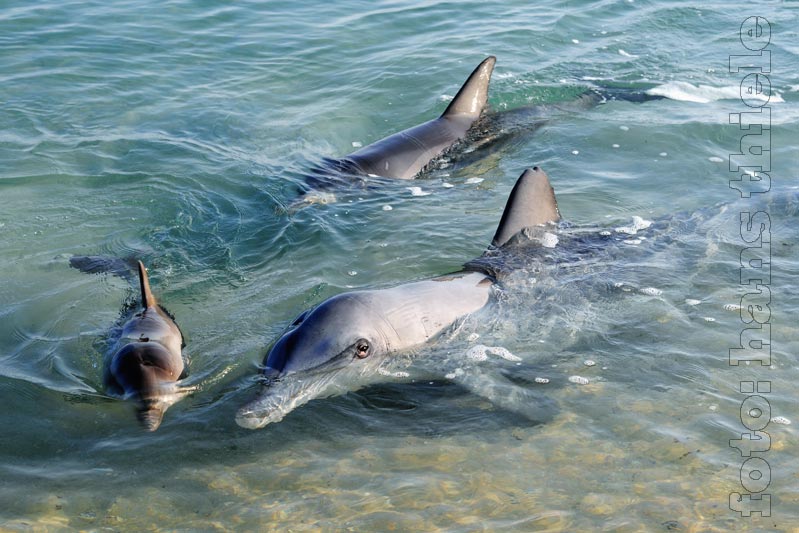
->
[491,167,560,247]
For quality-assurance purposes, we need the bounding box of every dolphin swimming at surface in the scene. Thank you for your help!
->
[70,257,190,431]
[236,166,564,429]
[307,56,496,181]
[294,56,665,206]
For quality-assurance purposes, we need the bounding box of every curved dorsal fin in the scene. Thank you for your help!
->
[491,167,560,247]
[137,260,157,309]
[441,56,496,118]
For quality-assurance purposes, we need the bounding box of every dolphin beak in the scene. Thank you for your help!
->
[236,368,344,429]
[235,387,291,429]
[137,403,166,432]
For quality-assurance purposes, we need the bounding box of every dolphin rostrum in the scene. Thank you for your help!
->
[71,257,189,431]
[236,167,561,429]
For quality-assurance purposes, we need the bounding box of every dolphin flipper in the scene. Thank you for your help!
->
[491,167,560,247]
[447,365,557,423]
[69,255,139,281]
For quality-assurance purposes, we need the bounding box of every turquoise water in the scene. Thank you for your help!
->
[2,0,798,530]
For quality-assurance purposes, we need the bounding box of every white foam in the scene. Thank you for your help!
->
[615,215,652,235]
[724,303,742,312]
[572,38,580,44]
[541,232,558,248]
[378,368,410,378]
[382,205,393,211]
[534,377,550,384]
[640,287,663,296]
[407,186,431,197]
[584,360,596,367]
[466,344,521,363]
[571,150,580,155]
[685,298,702,306]
[351,141,363,148]
[466,345,488,361]
[612,144,620,149]
[618,49,638,58]
[444,368,465,380]
[486,346,521,362]
[440,94,454,102]
[771,416,791,425]
[465,177,484,185]
[619,125,630,131]
[646,81,785,104]
[708,156,724,163]
[702,317,716,322]
[442,182,454,188]
[569,375,590,385]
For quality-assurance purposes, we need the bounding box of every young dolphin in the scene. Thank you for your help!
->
[105,261,188,431]
[71,257,189,431]
[236,167,560,429]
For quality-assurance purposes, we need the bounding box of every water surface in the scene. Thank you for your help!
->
[1,0,798,530]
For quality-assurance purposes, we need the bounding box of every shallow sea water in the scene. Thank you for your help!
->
[1,0,798,531]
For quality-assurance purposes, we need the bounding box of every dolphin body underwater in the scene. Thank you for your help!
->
[70,257,189,431]
[236,166,565,429]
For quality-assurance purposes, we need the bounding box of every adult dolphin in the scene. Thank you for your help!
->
[71,257,190,431]
[297,56,496,202]
[295,56,664,205]
[236,166,562,429]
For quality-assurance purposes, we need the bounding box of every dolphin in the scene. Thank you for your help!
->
[71,257,189,431]
[236,166,561,429]
[297,56,496,200]
[295,57,665,206]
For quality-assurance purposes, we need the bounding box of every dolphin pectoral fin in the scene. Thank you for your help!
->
[442,56,496,119]
[491,167,561,248]
[447,366,557,424]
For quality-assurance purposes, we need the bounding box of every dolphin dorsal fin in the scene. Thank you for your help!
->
[441,56,496,118]
[491,167,560,247]
[137,261,157,309]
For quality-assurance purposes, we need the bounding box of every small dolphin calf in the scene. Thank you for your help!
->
[71,258,189,431]
[236,167,560,429]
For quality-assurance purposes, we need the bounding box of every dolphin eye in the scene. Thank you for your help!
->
[355,340,370,359]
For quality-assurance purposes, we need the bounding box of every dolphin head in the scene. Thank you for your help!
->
[109,342,185,431]
[236,292,391,429]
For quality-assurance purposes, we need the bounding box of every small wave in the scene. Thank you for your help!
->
[646,81,784,104]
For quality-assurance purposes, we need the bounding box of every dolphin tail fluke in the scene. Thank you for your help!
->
[491,167,560,248]
[441,56,496,119]
[137,260,157,309]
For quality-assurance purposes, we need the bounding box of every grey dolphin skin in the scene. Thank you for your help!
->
[298,56,496,200]
[236,167,560,429]
[343,56,496,179]
[71,258,188,431]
